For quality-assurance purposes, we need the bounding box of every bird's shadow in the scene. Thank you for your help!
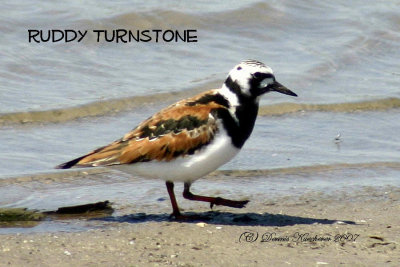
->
[92,211,356,227]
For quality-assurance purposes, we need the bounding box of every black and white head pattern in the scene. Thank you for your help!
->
[225,59,276,99]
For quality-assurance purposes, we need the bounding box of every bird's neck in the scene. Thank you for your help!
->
[217,83,259,148]
[234,95,259,147]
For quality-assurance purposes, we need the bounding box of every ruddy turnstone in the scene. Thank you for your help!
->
[57,60,297,219]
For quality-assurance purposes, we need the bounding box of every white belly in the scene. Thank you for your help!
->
[112,128,240,183]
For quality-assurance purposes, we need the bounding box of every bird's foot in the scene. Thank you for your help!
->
[183,183,249,210]
[210,198,249,209]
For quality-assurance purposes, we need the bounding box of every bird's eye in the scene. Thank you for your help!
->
[237,66,242,70]
[253,72,263,79]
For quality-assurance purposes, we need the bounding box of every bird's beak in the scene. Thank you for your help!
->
[269,81,297,97]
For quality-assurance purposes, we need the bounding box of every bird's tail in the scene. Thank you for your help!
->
[55,155,90,169]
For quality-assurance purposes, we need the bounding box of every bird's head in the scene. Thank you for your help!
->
[224,60,297,101]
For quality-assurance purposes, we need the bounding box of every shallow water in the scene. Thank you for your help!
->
[0,110,399,178]
[1,0,399,112]
[1,0,400,231]
[1,163,399,210]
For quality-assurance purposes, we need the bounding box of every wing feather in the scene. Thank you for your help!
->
[57,90,226,169]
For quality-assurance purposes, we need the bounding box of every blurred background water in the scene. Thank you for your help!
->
[0,0,399,215]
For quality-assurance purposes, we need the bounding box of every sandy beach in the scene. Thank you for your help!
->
[1,177,398,267]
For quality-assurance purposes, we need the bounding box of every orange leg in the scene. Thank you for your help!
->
[183,182,249,209]
[166,181,182,218]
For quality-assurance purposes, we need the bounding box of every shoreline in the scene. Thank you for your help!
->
[0,185,398,266]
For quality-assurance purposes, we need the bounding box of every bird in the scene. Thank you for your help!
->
[56,60,297,220]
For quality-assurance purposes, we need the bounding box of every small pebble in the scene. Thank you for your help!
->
[196,222,207,228]
[64,250,71,256]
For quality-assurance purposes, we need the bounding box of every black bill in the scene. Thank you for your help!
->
[269,81,297,97]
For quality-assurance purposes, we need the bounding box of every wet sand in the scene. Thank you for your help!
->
[0,179,398,267]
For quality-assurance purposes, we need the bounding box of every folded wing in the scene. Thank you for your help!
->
[57,90,227,169]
